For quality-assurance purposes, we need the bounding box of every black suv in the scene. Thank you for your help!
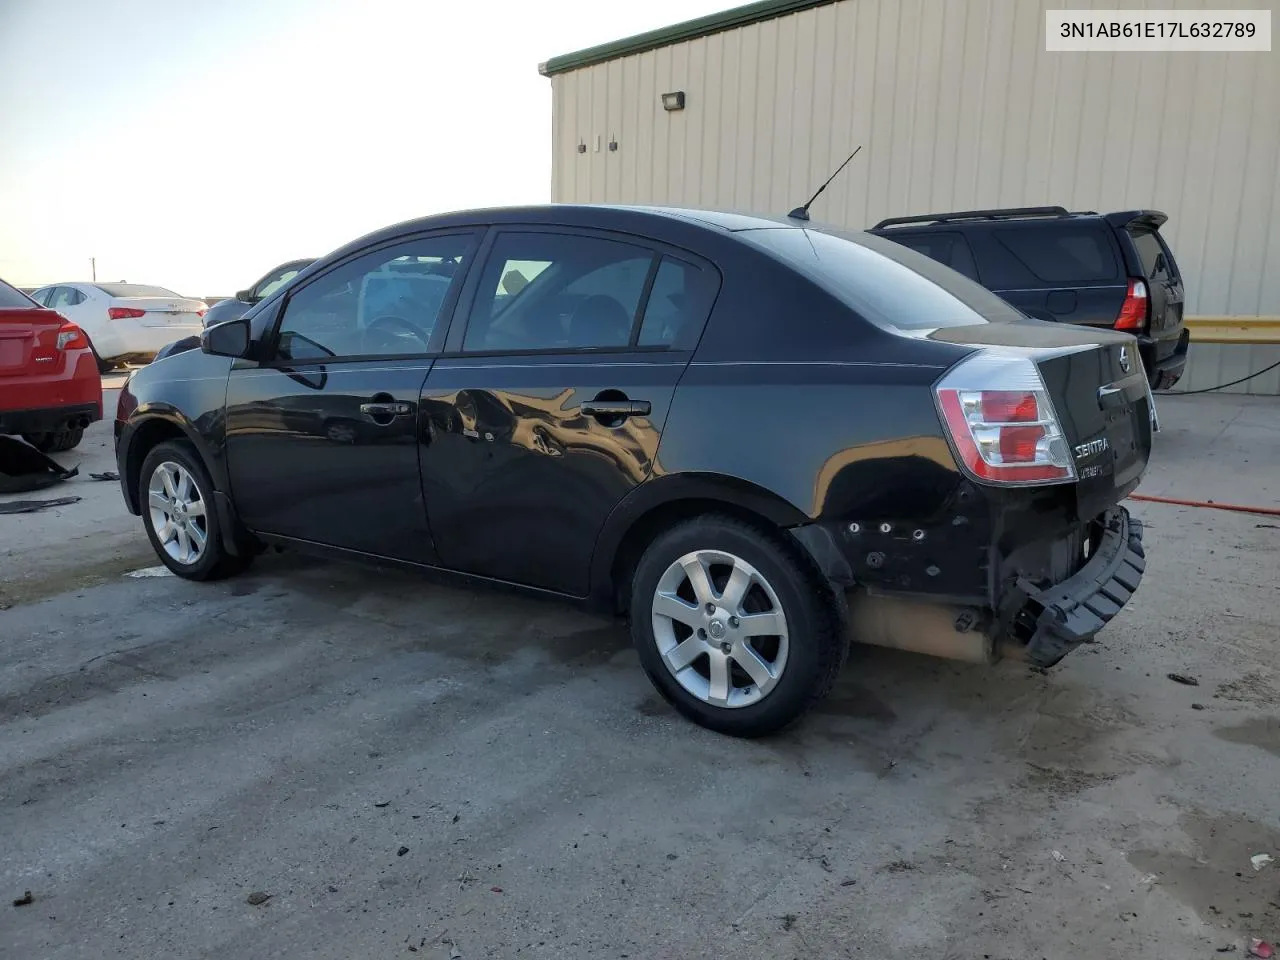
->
[870,207,1189,390]
[115,206,1152,737]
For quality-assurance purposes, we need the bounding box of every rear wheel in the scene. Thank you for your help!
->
[23,427,84,453]
[629,515,845,738]
[139,440,253,581]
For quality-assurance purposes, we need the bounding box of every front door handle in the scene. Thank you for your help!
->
[579,399,651,417]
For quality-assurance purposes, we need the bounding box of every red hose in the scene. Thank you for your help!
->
[1129,493,1280,517]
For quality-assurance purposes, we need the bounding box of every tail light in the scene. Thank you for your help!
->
[1114,278,1148,331]
[55,323,89,351]
[934,352,1076,485]
[197,309,207,318]
[108,306,146,320]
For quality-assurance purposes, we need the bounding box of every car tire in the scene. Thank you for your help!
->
[629,514,846,738]
[23,427,84,453]
[139,439,253,581]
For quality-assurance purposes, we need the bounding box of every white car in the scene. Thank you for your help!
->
[29,282,207,372]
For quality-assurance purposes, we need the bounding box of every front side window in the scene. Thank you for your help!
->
[275,235,471,361]
[464,233,655,352]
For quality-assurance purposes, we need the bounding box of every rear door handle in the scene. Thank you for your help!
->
[580,399,651,417]
[360,401,412,418]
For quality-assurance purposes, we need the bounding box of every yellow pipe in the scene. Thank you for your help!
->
[1184,316,1280,344]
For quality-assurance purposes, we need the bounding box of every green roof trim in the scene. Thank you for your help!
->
[539,0,837,76]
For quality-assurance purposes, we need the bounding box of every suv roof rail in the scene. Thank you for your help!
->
[872,206,1072,229]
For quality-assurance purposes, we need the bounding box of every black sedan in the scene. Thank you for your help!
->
[114,205,1153,737]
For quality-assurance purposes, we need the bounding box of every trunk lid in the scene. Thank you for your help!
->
[0,306,64,378]
[112,296,207,328]
[930,319,1153,515]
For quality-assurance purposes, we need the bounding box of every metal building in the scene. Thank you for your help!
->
[540,0,1280,394]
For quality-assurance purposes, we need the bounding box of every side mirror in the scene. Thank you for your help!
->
[235,288,256,304]
[201,317,253,359]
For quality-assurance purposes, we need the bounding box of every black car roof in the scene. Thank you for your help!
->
[339,204,806,252]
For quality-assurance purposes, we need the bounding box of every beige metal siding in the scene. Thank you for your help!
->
[549,0,1280,330]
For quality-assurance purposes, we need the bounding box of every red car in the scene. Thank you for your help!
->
[0,276,102,452]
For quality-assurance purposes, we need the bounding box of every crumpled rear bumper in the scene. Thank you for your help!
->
[1015,506,1145,668]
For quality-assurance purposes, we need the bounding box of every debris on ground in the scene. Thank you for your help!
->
[1251,854,1274,871]
[0,435,78,493]
[779,913,797,931]
[88,471,120,482]
[12,891,33,907]
[397,846,409,857]
[1192,703,1206,710]
[374,801,390,808]
[1052,850,1067,863]
[1167,672,1200,686]
[840,878,857,887]
[0,495,81,515]
[1250,938,1275,958]
[245,891,272,905]
[124,566,173,579]
[490,886,503,893]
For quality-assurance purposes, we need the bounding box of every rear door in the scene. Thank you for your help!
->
[420,227,720,596]
[0,280,62,384]
[223,230,480,562]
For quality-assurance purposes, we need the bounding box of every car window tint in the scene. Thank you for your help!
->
[47,287,76,309]
[256,268,304,301]
[992,226,1118,283]
[464,233,654,352]
[744,227,1023,331]
[637,257,718,348]
[888,232,980,282]
[1129,229,1173,280]
[276,236,469,361]
[0,278,36,308]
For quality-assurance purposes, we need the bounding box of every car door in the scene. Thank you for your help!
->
[223,230,480,562]
[419,227,720,596]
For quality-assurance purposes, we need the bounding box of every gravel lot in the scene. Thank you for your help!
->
[2,385,1278,959]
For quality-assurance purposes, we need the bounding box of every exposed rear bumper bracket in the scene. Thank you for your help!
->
[1016,507,1144,668]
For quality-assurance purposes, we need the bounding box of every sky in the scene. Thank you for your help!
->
[0,0,732,296]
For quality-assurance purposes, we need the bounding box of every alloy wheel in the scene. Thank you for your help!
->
[147,461,208,566]
[650,549,790,709]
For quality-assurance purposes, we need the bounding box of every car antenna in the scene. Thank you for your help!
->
[787,145,863,222]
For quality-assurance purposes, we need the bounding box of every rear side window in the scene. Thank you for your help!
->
[885,231,980,282]
[464,232,655,352]
[637,257,719,348]
[992,226,1118,283]
[1128,229,1176,281]
[743,227,1023,331]
[0,278,36,308]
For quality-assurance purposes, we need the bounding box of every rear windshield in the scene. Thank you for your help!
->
[0,278,37,309]
[742,226,1023,331]
[1128,229,1176,280]
[95,283,182,298]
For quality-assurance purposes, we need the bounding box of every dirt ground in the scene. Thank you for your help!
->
[1,388,1277,959]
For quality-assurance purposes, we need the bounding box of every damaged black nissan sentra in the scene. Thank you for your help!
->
[115,205,1152,737]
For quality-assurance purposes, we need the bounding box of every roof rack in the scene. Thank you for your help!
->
[872,206,1072,229]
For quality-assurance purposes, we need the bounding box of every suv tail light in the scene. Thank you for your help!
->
[108,306,146,320]
[55,323,89,351]
[1114,278,1148,331]
[934,352,1076,485]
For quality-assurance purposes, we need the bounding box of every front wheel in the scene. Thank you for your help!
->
[629,515,845,738]
[139,440,253,581]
